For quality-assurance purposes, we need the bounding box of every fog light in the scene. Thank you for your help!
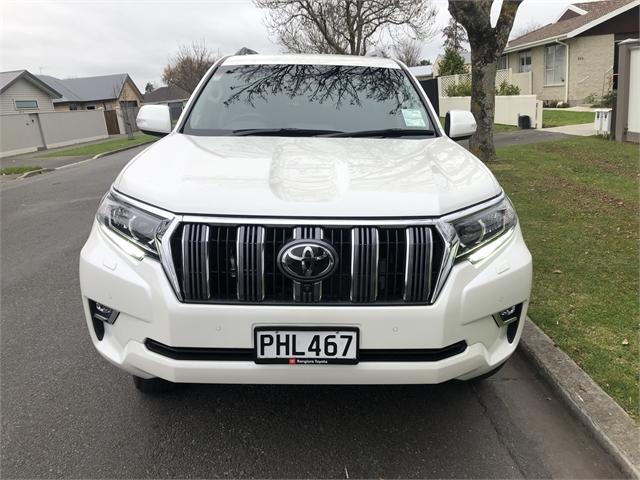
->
[492,303,522,327]
[89,300,119,324]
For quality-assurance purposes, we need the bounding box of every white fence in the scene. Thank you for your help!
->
[438,68,532,96]
[0,110,108,157]
[440,95,543,128]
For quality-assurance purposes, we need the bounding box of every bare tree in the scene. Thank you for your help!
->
[441,18,468,50]
[162,41,219,94]
[394,39,423,67]
[449,0,522,162]
[254,0,438,56]
[512,20,542,39]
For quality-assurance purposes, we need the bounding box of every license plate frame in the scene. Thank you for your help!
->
[253,326,360,365]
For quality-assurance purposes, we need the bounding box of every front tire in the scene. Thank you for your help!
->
[132,375,175,394]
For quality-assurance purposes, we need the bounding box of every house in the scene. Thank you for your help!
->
[504,0,639,105]
[432,51,471,76]
[0,70,62,115]
[37,73,144,134]
[37,73,143,112]
[143,85,190,123]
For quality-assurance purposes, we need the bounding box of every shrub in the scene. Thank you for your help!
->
[496,81,520,96]
[445,80,472,97]
[439,47,466,76]
[596,89,617,108]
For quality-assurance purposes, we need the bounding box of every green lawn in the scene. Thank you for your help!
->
[543,110,595,128]
[39,133,156,158]
[492,137,639,419]
[0,166,42,175]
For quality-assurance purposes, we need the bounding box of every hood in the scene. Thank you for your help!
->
[115,134,501,218]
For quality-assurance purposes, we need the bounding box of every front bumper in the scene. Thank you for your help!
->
[79,222,532,384]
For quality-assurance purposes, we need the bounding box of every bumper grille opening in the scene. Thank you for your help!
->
[145,338,467,363]
[169,223,448,305]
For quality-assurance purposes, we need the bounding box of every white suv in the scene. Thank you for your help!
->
[79,54,532,393]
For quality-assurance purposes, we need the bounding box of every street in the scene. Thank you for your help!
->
[0,146,625,478]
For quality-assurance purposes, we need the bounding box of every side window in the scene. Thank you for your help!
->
[15,100,38,110]
[519,51,532,73]
[544,44,566,85]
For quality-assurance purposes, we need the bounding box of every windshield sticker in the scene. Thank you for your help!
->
[401,109,426,128]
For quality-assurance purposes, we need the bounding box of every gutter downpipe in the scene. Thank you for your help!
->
[556,39,570,103]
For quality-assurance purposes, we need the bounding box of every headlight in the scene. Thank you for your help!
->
[450,198,517,258]
[96,192,169,256]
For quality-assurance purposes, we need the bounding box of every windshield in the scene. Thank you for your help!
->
[182,64,435,137]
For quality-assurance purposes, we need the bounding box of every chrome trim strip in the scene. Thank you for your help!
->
[349,228,356,302]
[157,218,183,301]
[202,224,211,300]
[236,225,266,301]
[110,188,175,220]
[142,192,506,227]
[372,227,380,301]
[430,222,459,303]
[236,227,243,301]
[403,228,412,302]
[350,227,379,302]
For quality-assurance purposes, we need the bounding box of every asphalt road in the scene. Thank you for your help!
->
[0,146,625,479]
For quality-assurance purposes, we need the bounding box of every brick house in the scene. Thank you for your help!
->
[504,0,639,105]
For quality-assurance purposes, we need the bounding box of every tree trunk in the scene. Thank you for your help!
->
[469,45,497,161]
[448,0,522,163]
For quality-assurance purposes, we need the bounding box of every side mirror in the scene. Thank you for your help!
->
[444,110,476,140]
[136,105,171,137]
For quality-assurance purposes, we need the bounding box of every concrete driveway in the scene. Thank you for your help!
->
[0,146,625,478]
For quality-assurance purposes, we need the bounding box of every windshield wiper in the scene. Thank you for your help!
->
[231,128,344,137]
[324,128,435,138]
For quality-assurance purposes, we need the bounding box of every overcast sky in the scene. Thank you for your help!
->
[1,0,575,90]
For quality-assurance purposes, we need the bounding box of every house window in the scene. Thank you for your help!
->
[497,55,508,70]
[86,105,96,110]
[545,44,566,85]
[519,51,532,72]
[15,100,38,109]
[69,104,78,111]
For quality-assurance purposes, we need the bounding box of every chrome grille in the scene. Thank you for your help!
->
[170,223,448,305]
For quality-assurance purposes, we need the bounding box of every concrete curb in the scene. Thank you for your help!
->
[520,318,640,478]
[17,168,54,179]
[91,140,155,160]
[11,141,155,181]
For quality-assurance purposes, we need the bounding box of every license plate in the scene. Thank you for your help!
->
[254,327,359,365]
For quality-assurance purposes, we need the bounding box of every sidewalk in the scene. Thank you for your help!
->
[0,134,131,171]
[541,123,596,136]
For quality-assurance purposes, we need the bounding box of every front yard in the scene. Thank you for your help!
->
[543,110,596,128]
[492,137,639,419]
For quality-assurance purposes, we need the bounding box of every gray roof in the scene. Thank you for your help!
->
[507,0,637,51]
[38,73,141,103]
[0,70,61,97]
[408,65,433,78]
[143,85,190,103]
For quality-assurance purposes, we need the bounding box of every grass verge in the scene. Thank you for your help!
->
[39,133,156,158]
[543,110,595,128]
[492,136,639,419]
[0,166,42,175]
